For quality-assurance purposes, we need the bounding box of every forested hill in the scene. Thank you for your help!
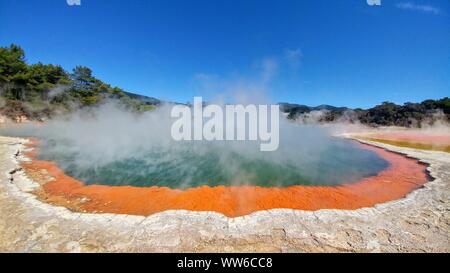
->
[281,97,450,127]
[0,44,160,122]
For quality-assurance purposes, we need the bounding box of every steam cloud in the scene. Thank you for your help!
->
[2,53,445,188]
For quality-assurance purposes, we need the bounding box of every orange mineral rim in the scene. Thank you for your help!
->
[21,139,429,217]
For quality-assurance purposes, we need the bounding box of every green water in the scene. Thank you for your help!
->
[36,138,389,188]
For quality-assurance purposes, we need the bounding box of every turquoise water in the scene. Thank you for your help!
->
[36,138,389,188]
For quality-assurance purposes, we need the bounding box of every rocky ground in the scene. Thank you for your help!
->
[0,135,448,252]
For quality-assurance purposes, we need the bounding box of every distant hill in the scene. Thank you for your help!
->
[311,104,348,112]
[279,103,348,113]
[123,91,161,106]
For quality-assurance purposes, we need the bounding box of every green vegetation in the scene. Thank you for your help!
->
[1,44,447,128]
[282,99,450,128]
[0,44,160,121]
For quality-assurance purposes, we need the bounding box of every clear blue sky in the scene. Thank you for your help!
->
[0,0,449,108]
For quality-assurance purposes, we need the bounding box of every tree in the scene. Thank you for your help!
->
[0,44,29,100]
[0,44,27,82]
[28,63,71,100]
[70,66,101,105]
[71,66,96,91]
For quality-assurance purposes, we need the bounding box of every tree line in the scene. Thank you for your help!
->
[0,44,159,121]
[284,98,450,127]
[1,44,448,127]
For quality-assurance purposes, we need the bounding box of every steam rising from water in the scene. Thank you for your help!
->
[1,101,389,188]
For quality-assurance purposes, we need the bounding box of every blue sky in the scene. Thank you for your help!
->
[0,0,448,108]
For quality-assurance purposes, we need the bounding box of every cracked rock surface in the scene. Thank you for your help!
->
[0,136,448,252]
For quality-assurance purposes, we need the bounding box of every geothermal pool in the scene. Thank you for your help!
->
[20,137,429,217]
[1,109,430,217]
[36,138,389,188]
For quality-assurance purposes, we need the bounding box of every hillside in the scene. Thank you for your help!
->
[281,99,450,127]
[0,44,160,122]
